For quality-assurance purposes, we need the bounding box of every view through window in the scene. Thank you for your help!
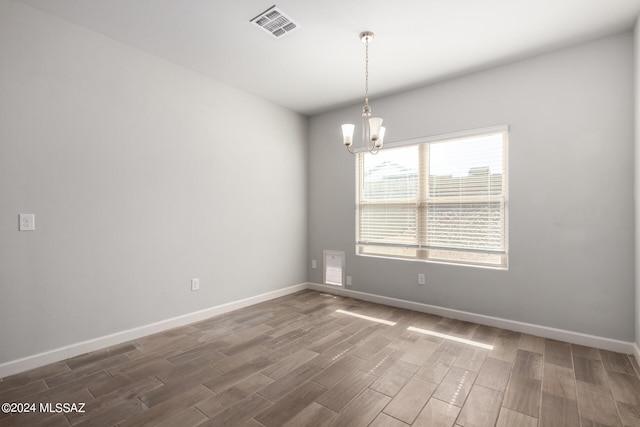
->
[356,127,508,268]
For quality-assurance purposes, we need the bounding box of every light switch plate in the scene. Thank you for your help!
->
[19,214,35,231]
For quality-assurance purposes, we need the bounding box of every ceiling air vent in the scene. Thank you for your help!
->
[250,5,299,38]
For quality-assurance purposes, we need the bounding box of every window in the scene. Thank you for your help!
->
[356,126,508,268]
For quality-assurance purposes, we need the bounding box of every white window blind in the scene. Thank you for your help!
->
[357,127,508,268]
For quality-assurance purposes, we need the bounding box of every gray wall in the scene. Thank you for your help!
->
[0,1,308,363]
[309,32,635,341]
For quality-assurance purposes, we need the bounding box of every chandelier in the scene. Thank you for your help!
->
[342,31,385,154]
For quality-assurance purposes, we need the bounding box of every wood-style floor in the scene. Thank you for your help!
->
[1,290,639,427]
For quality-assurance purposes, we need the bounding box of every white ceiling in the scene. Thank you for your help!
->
[18,0,640,115]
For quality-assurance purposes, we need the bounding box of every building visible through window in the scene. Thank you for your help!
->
[356,126,508,268]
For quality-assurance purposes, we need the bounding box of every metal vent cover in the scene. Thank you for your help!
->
[250,5,299,38]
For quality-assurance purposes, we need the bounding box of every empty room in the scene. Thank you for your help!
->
[1,0,640,426]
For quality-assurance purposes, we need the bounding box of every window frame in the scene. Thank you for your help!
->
[355,125,509,269]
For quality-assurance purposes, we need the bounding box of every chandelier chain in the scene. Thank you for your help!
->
[364,37,369,110]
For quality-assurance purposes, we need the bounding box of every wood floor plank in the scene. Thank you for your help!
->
[490,334,519,362]
[332,388,391,427]
[254,380,327,427]
[616,402,640,425]
[31,388,93,426]
[65,342,137,370]
[571,343,602,360]
[210,344,270,373]
[415,346,457,384]
[369,412,411,427]
[399,337,440,366]
[315,370,376,412]
[621,416,640,427]
[347,324,387,346]
[630,354,640,378]
[574,355,608,387]
[86,373,132,397]
[261,348,318,380]
[502,374,541,417]
[203,357,272,393]
[216,324,273,352]
[575,380,620,427]
[194,373,273,421]
[606,370,640,407]
[383,377,437,424]
[431,367,478,407]
[544,339,573,369]
[119,384,214,427]
[350,334,394,360]
[513,349,543,380]
[196,386,248,418]
[68,376,162,424]
[122,358,175,381]
[496,408,538,427]
[307,330,351,353]
[0,380,48,403]
[539,391,580,427]
[358,347,403,377]
[166,342,226,366]
[258,363,321,402]
[280,402,338,427]
[543,361,577,399]
[600,350,636,375]
[454,347,488,372]
[475,357,511,392]
[140,366,220,407]
[413,397,460,427]
[519,333,546,354]
[456,385,503,427]
[200,393,272,427]
[44,354,129,390]
[0,362,70,393]
[307,339,358,369]
[370,359,420,397]
[450,321,479,338]
[472,325,499,345]
[1,412,70,427]
[311,355,364,388]
[30,371,111,404]
[154,406,209,427]
[74,397,146,427]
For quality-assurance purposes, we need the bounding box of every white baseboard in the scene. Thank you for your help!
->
[2,281,636,380]
[308,282,637,355]
[0,283,307,379]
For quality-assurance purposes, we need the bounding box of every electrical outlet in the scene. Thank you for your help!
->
[191,278,200,291]
[346,275,352,287]
[19,214,35,231]
[311,259,317,269]
[418,274,426,285]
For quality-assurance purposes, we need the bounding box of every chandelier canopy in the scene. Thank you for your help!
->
[342,31,385,154]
